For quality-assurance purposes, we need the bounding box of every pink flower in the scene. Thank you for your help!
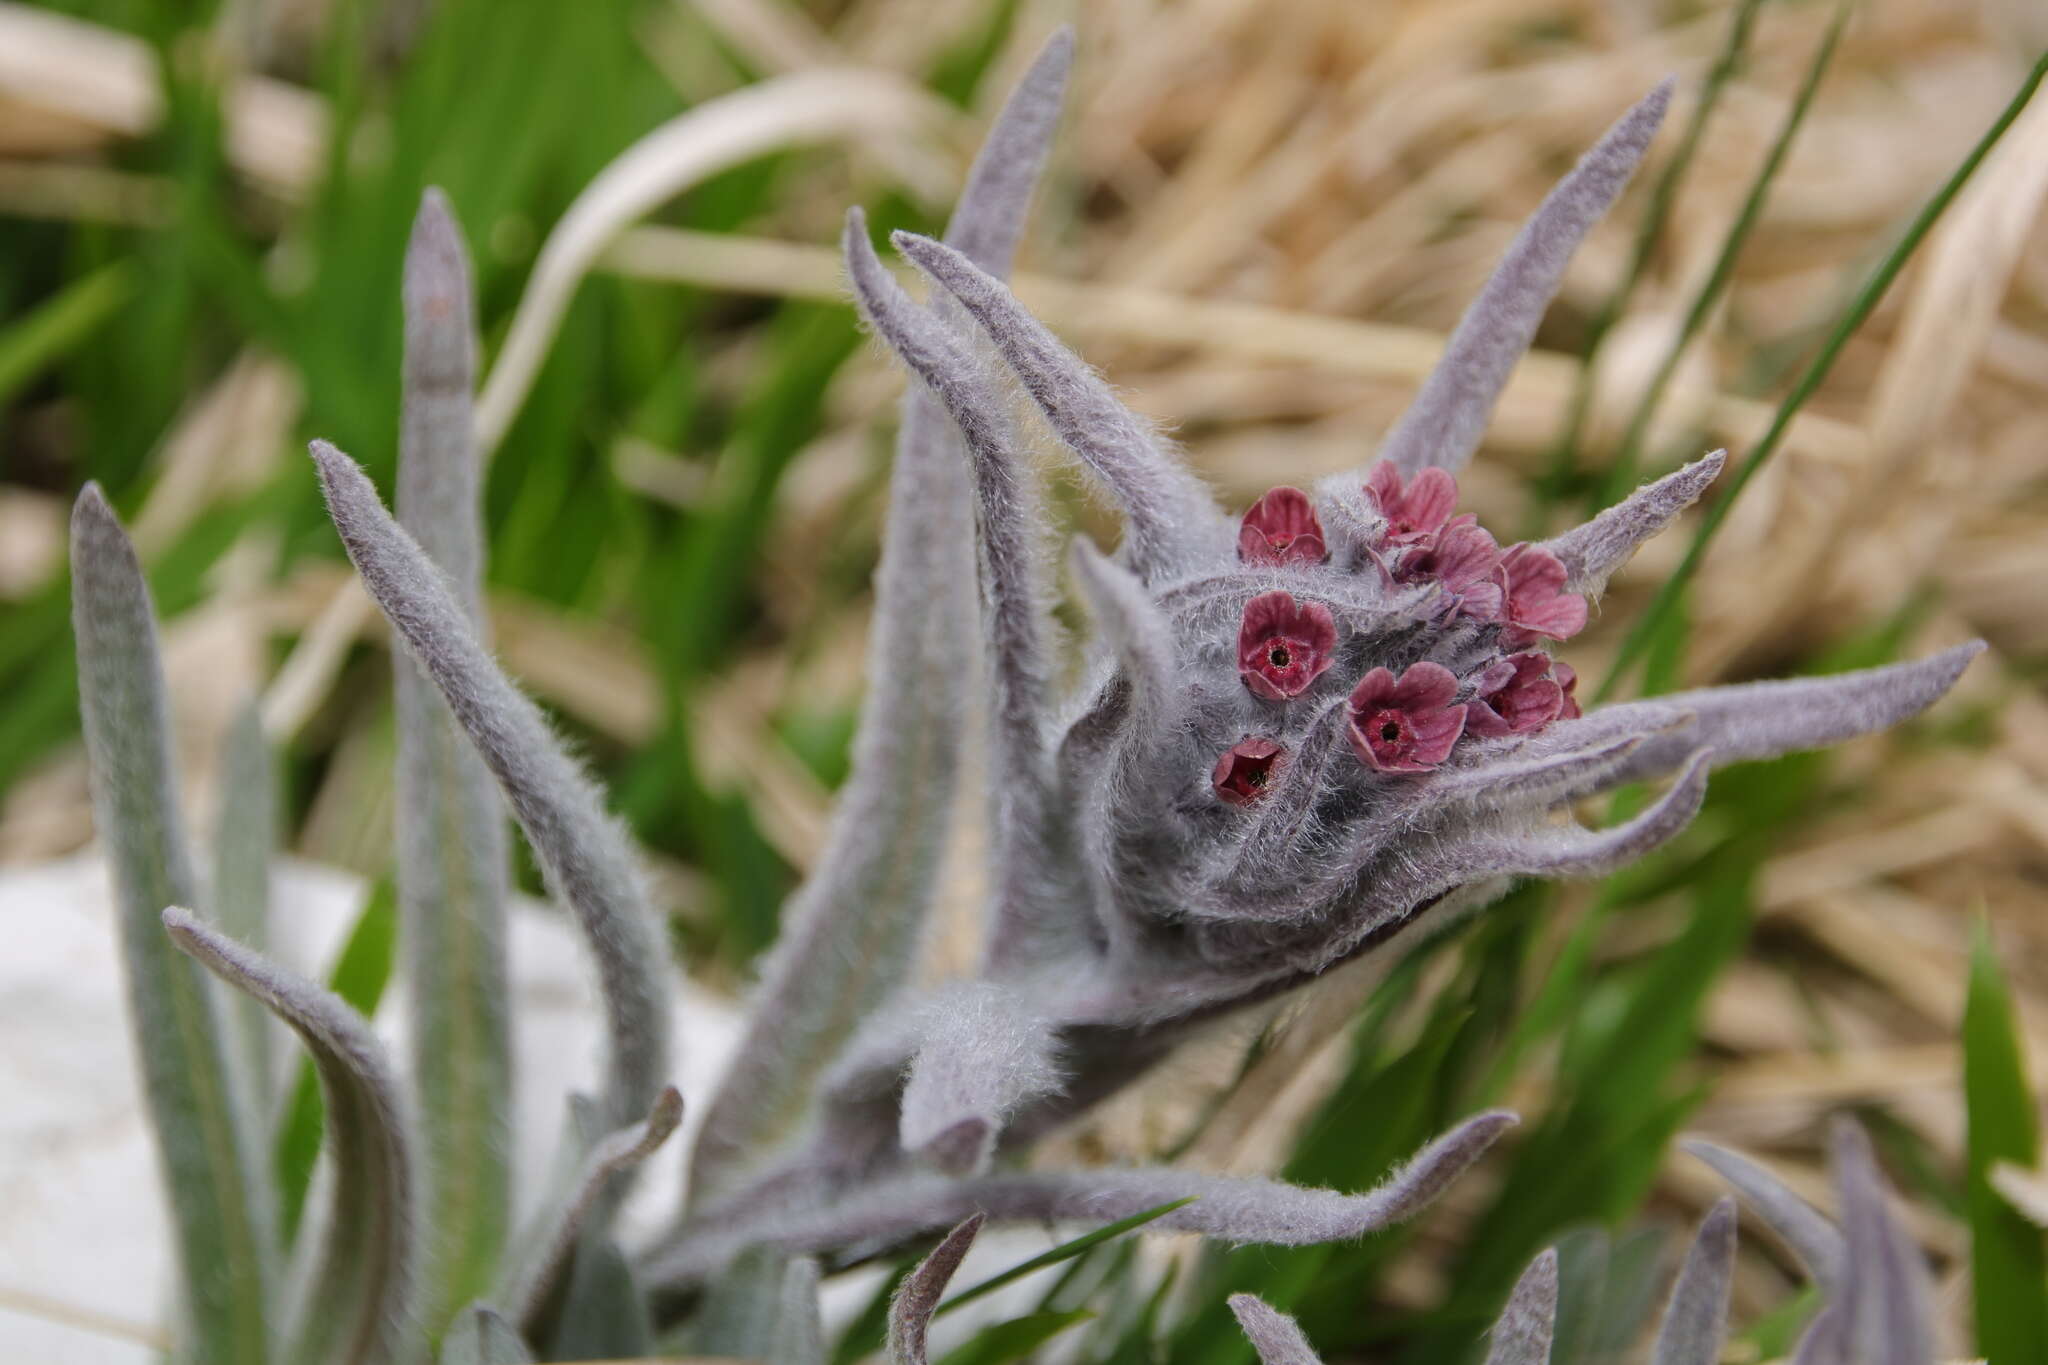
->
[1364,463,1458,545]
[1396,517,1506,621]
[1498,543,1588,646]
[1555,660,1582,720]
[1237,486,1327,566]
[1212,737,1286,806]
[1346,661,1467,772]
[1463,652,1565,738]
[1238,591,1337,700]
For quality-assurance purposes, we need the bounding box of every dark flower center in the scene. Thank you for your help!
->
[1380,720,1400,743]
[1269,644,1292,668]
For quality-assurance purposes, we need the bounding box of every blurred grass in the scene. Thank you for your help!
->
[4,0,2048,1360]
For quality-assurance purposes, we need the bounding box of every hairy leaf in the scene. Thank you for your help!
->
[842,214,1071,970]
[1543,453,1724,596]
[70,486,272,1365]
[1649,1199,1736,1365]
[1683,1139,1845,1291]
[898,983,1064,1175]
[889,1214,983,1365]
[766,1257,825,1365]
[1486,1249,1560,1365]
[310,441,672,1132]
[1832,1120,1936,1365]
[689,30,1074,1203]
[504,1086,682,1336]
[164,907,415,1365]
[893,230,1229,581]
[1591,644,1981,789]
[438,1304,532,1365]
[1229,1294,1323,1365]
[395,186,517,1343]
[649,1112,1512,1287]
[212,700,276,1094]
[1367,82,1671,478]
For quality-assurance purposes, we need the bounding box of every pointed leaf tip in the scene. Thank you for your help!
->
[1229,1294,1325,1365]
[1485,1248,1560,1365]
[943,24,1074,277]
[1682,1138,1844,1289]
[888,1214,984,1365]
[1651,1197,1737,1365]
[1547,450,1726,595]
[890,229,1227,581]
[163,907,416,1365]
[1374,80,1672,477]
[311,436,671,1132]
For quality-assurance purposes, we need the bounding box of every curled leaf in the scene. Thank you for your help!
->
[163,907,415,1365]
[888,1214,984,1365]
[1683,1138,1845,1291]
[893,229,1229,580]
[310,441,672,1133]
[504,1086,683,1336]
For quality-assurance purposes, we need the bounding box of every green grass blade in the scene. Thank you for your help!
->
[1964,918,2048,1361]
[0,261,134,412]
[1600,48,2048,701]
[277,878,400,1241]
[937,1199,1196,1316]
[940,1309,1093,1365]
[69,487,272,1365]
[1597,0,1849,506]
[1539,0,1764,498]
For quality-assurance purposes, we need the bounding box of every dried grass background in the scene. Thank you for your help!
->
[3,0,2048,1357]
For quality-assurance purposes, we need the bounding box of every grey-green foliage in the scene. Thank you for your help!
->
[165,906,416,1365]
[66,25,1988,1365]
[71,485,273,1365]
[213,700,278,1094]
[1224,1128,1934,1365]
[438,1304,533,1365]
[685,28,1076,1207]
[395,188,516,1340]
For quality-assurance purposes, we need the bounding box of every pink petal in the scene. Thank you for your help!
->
[1389,660,1459,710]
[1555,661,1582,720]
[1347,666,1398,713]
[1238,487,1327,566]
[1213,737,1287,806]
[1237,592,1337,700]
[1403,468,1458,531]
[1406,705,1467,766]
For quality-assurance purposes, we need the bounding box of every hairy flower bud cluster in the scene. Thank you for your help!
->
[1221,467,1587,800]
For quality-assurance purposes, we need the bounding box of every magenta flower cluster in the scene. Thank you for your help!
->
[1225,466,1584,797]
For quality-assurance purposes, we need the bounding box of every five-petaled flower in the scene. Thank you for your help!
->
[1464,651,1566,738]
[1365,463,1458,544]
[1347,662,1468,772]
[1499,542,1589,646]
[1212,737,1287,805]
[1238,591,1337,700]
[1394,515,1507,622]
[1238,486,1327,566]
